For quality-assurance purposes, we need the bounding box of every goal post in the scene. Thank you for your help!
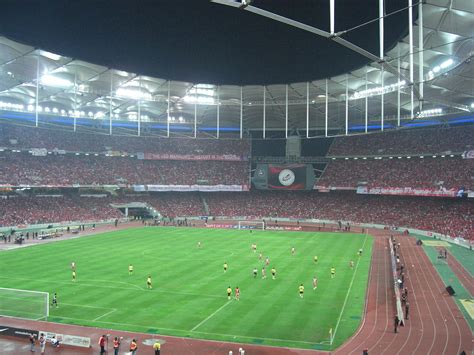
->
[0,287,49,320]
[237,220,265,230]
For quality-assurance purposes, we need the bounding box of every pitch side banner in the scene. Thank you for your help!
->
[357,186,457,197]
[40,330,91,348]
[138,153,247,161]
[265,226,302,231]
[0,326,38,338]
[267,164,308,190]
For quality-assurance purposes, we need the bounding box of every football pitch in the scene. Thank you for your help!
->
[0,227,373,350]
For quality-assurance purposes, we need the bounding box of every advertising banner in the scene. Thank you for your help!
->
[139,153,246,161]
[265,226,302,231]
[462,150,474,159]
[356,186,457,197]
[30,148,47,156]
[40,330,91,348]
[0,326,38,338]
[146,184,245,192]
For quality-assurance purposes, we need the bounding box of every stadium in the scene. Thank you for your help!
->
[0,0,472,354]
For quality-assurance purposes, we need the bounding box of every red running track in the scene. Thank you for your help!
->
[0,230,472,354]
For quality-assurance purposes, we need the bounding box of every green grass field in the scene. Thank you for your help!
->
[0,227,373,350]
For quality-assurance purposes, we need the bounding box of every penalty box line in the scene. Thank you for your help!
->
[191,300,232,331]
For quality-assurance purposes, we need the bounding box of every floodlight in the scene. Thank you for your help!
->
[239,0,252,9]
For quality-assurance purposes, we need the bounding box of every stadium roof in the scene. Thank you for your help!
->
[0,0,472,135]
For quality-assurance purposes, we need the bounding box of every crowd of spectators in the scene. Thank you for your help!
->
[318,157,473,190]
[0,124,250,156]
[0,193,205,227]
[205,191,473,240]
[0,195,121,227]
[0,152,249,186]
[1,191,471,240]
[3,152,472,191]
[112,193,205,218]
[327,125,474,156]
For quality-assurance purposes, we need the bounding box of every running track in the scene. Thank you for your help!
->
[0,229,472,354]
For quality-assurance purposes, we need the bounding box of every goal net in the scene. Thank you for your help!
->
[0,287,49,320]
[238,220,265,230]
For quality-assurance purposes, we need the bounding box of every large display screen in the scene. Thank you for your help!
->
[252,164,314,190]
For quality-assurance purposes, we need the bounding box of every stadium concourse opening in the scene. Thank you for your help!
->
[0,0,473,353]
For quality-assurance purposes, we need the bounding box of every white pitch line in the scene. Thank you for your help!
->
[191,301,232,331]
[60,302,114,310]
[93,308,117,322]
[331,232,369,345]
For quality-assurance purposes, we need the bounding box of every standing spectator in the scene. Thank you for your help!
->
[98,335,106,355]
[405,302,410,320]
[130,339,138,355]
[29,333,36,352]
[39,333,45,355]
[401,292,407,306]
[394,315,400,333]
[153,340,161,355]
[112,336,121,355]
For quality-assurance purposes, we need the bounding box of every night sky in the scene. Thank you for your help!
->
[0,0,411,85]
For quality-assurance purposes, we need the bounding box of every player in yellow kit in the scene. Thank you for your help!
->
[128,264,134,276]
[331,267,336,279]
[227,286,232,300]
[299,283,304,298]
[147,275,152,289]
